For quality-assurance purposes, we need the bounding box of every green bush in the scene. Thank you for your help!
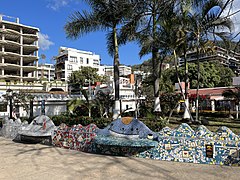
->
[51,113,112,128]
[50,113,169,131]
[140,117,169,131]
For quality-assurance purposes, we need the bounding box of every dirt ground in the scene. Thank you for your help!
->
[0,137,239,180]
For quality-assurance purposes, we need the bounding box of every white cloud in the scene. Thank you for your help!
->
[47,0,74,11]
[39,33,54,51]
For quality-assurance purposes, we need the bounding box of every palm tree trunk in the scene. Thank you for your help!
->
[173,50,194,122]
[195,33,200,122]
[89,108,91,117]
[152,47,161,113]
[152,4,161,113]
[183,49,191,120]
[113,25,120,119]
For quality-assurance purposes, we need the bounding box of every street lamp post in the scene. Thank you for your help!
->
[6,89,13,119]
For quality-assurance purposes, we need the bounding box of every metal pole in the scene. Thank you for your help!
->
[30,99,33,120]
[9,97,13,119]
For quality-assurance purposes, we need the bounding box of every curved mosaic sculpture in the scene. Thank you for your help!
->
[50,118,240,166]
[97,117,156,139]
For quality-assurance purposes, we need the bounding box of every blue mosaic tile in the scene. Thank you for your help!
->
[52,118,240,166]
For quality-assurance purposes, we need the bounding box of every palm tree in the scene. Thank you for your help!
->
[161,0,233,122]
[68,97,96,117]
[65,0,135,119]
[187,0,234,121]
[40,54,46,79]
[121,0,175,115]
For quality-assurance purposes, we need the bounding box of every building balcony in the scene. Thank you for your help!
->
[22,55,38,63]
[22,65,37,72]
[0,39,21,47]
[0,28,21,36]
[2,63,20,71]
[0,74,20,81]
[23,44,38,54]
[2,51,20,58]
[23,35,38,44]
[22,54,38,60]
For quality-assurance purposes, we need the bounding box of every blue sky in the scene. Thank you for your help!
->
[0,0,148,65]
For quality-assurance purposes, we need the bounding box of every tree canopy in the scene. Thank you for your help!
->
[164,61,235,89]
[68,66,105,93]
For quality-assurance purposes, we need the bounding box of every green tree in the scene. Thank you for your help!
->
[95,90,114,118]
[166,61,235,89]
[187,0,234,121]
[68,66,104,94]
[121,0,176,114]
[65,0,135,118]
[40,54,46,79]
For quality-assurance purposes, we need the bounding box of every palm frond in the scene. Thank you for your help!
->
[65,11,104,39]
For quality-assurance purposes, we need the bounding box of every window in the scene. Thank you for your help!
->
[86,58,89,64]
[0,103,7,112]
[80,57,83,64]
[69,56,77,63]
[67,64,73,70]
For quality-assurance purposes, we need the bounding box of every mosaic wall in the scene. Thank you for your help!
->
[3,116,237,166]
[137,123,240,166]
[52,122,240,166]
[52,123,98,152]
[1,118,28,139]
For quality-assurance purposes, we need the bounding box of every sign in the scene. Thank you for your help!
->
[164,143,171,150]
[205,144,214,158]
[182,151,189,158]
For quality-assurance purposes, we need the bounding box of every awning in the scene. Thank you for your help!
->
[210,96,224,100]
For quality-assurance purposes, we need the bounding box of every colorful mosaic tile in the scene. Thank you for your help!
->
[52,123,98,152]
[51,118,240,166]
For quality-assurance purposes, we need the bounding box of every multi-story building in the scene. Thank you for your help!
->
[0,14,39,82]
[101,65,132,77]
[38,63,55,82]
[55,47,101,81]
[0,16,72,119]
[179,46,240,74]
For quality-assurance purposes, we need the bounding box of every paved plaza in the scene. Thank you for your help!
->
[0,137,239,180]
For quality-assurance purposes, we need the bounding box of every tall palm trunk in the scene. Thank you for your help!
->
[152,5,161,113]
[152,47,161,113]
[195,33,200,122]
[113,25,121,119]
[174,49,194,121]
[183,49,191,120]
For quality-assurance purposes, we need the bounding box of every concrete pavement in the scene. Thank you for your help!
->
[0,137,239,180]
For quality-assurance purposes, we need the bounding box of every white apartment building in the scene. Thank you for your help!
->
[0,15,39,82]
[179,46,240,74]
[38,63,55,82]
[101,65,132,77]
[55,47,101,81]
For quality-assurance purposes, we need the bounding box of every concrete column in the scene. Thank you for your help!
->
[48,69,50,82]
[35,32,39,79]
[1,56,4,76]
[20,27,23,82]
[1,24,4,76]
